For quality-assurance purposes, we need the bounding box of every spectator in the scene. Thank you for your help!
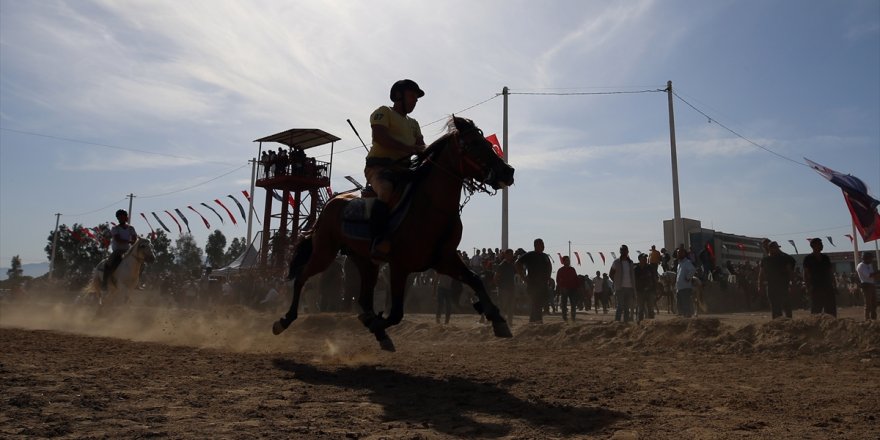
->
[802,238,837,316]
[634,253,658,322]
[856,251,880,320]
[675,248,697,318]
[759,241,796,319]
[555,255,579,322]
[609,245,636,322]
[515,238,553,324]
[494,249,517,324]
[649,245,662,273]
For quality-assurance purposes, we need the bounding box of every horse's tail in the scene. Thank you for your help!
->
[287,236,314,281]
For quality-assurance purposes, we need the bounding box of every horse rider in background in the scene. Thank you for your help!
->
[365,79,426,259]
[103,209,137,292]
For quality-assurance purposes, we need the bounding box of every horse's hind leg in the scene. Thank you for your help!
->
[350,258,393,350]
[274,249,338,335]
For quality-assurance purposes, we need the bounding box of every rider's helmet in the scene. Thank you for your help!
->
[390,79,425,101]
[115,209,128,220]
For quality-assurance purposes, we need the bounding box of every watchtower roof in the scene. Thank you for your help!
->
[254,128,340,150]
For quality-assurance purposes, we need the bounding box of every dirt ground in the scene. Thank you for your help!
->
[2,295,879,439]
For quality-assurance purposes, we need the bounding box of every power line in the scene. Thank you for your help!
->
[670,91,809,168]
[509,88,665,96]
[0,127,239,166]
[139,163,249,199]
[64,197,129,217]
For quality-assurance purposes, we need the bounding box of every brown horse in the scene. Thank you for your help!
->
[272,116,515,351]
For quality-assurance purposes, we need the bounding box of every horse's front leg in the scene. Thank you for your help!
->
[438,256,512,338]
[365,266,408,352]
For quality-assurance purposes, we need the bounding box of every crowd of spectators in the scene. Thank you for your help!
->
[259,147,327,181]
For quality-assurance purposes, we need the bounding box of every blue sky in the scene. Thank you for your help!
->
[1,0,878,276]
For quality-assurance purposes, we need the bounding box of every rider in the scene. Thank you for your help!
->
[365,79,426,259]
[103,209,138,291]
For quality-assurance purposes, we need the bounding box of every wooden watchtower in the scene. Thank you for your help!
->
[254,128,340,268]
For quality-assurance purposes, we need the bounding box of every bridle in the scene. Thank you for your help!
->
[420,124,500,212]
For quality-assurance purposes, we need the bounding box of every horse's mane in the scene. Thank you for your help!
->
[122,237,144,259]
[416,116,471,167]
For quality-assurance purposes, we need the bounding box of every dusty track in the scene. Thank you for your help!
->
[2,299,879,439]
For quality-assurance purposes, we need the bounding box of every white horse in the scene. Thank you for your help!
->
[83,238,155,306]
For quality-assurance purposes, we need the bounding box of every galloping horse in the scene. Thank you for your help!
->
[83,238,155,305]
[273,116,515,351]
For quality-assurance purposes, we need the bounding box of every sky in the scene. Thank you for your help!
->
[1,0,879,277]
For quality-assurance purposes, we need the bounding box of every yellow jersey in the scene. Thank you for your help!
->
[367,106,422,161]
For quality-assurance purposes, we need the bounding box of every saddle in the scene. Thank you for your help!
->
[341,181,417,241]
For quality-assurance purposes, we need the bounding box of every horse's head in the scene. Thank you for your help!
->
[135,238,156,263]
[447,116,515,190]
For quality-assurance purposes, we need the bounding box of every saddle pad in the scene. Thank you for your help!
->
[341,184,415,242]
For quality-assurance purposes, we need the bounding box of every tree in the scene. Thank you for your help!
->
[147,229,175,275]
[224,237,247,265]
[7,255,23,280]
[44,223,110,286]
[174,233,204,277]
[204,230,227,268]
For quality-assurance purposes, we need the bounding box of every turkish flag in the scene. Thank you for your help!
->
[485,134,503,158]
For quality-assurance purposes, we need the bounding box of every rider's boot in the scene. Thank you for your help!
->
[369,200,391,260]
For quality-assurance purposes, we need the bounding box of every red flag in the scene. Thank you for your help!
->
[140,212,156,236]
[736,243,745,250]
[599,252,606,265]
[240,190,262,225]
[214,199,237,225]
[241,190,251,202]
[164,210,183,234]
[188,206,211,229]
[288,194,297,208]
[485,134,503,158]
[573,251,581,266]
[706,243,715,259]
[81,227,96,240]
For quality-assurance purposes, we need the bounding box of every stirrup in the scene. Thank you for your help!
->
[370,238,391,260]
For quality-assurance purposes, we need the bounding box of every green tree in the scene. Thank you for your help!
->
[147,229,175,275]
[7,255,23,280]
[204,230,227,268]
[174,233,203,277]
[224,237,247,264]
[44,223,110,287]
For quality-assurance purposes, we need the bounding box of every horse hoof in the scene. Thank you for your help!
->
[272,320,288,335]
[492,321,513,338]
[378,337,396,352]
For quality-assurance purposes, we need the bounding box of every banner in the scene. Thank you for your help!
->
[164,210,182,234]
[200,202,224,225]
[788,239,798,254]
[586,252,594,263]
[826,236,835,247]
[215,199,237,225]
[573,251,581,266]
[151,212,171,233]
[227,195,247,223]
[188,206,211,229]
[599,252,605,265]
[174,208,191,233]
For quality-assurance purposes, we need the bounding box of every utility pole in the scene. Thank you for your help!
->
[49,213,61,279]
[568,240,572,260]
[667,80,684,249]
[126,193,135,219]
[502,86,510,251]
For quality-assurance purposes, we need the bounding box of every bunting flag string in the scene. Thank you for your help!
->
[215,199,237,225]
[174,208,191,233]
[788,239,799,254]
[573,251,581,266]
[599,252,606,265]
[586,252,595,263]
[188,206,211,229]
[227,195,247,223]
[610,252,617,260]
[826,236,835,247]
[164,210,183,234]
[272,190,283,202]
[200,202,224,225]
[845,234,854,243]
[151,212,171,233]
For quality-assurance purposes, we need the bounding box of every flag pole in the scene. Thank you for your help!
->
[852,221,860,271]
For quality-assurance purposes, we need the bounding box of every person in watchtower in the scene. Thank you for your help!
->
[365,79,426,259]
[103,209,137,291]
